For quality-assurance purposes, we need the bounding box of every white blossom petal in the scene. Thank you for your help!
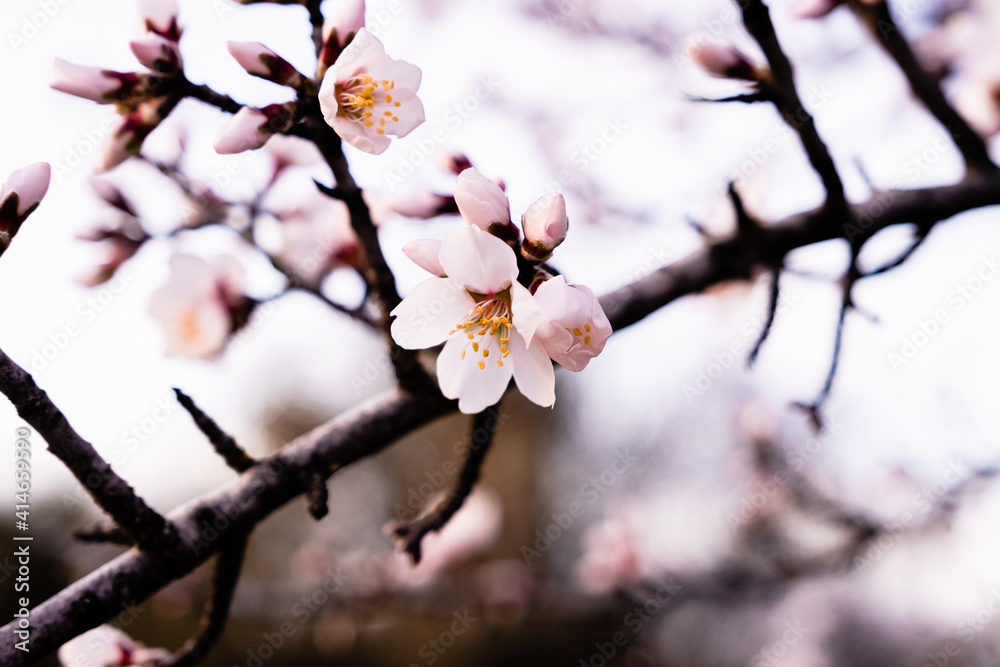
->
[508,331,555,408]
[390,277,476,349]
[436,331,512,413]
[402,239,445,275]
[438,225,516,295]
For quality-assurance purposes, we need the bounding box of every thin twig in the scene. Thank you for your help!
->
[748,266,782,367]
[0,349,179,554]
[174,389,256,473]
[392,405,502,563]
[862,226,932,277]
[305,471,330,520]
[848,0,997,173]
[73,524,132,546]
[162,533,250,667]
[739,0,847,212]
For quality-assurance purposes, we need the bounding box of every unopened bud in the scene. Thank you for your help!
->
[51,59,141,104]
[687,40,757,81]
[454,168,514,236]
[0,162,51,257]
[317,0,365,78]
[228,41,305,88]
[521,193,568,261]
[214,103,296,154]
[130,33,182,74]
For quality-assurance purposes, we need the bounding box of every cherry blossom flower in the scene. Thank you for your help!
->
[264,192,359,285]
[227,41,304,88]
[318,28,424,154]
[530,276,612,372]
[214,103,295,154]
[574,511,650,595]
[453,168,513,233]
[390,225,554,414]
[148,253,246,358]
[57,625,170,667]
[521,193,568,261]
[0,162,51,258]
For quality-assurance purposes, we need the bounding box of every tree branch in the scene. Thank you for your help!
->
[173,389,256,474]
[0,349,180,554]
[848,0,997,173]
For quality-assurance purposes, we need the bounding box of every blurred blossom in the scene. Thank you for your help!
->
[75,215,147,287]
[318,28,425,155]
[365,189,455,223]
[686,40,757,81]
[148,253,247,358]
[136,0,181,40]
[788,0,845,19]
[388,487,503,588]
[574,509,652,595]
[57,625,170,667]
[262,190,359,286]
[439,152,473,175]
[263,134,324,173]
[473,559,539,624]
[97,101,172,172]
[129,33,182,73]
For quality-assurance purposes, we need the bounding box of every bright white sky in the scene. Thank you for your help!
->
[2,0,1000,630]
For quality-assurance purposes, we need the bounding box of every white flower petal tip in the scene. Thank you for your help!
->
[521,193,568,261]
[402,239,446,276]
[318,28,424,154]
[130,34,182,73]
[213,103,294,154]
[454,168,513,233]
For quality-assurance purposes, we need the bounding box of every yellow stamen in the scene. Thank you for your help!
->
[496,360,504,367]
[585,336,591,345]
[483,348,490,357]
[573,328,584,336]
[467,332,474,339]
[461,350,466,359]
[585,323,591,333]
[472,342,479,352]
[477,360,485,370]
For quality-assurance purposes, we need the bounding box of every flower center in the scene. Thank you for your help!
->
[565,321,592,352]
[336,74,403,136]
[450,297,513,370]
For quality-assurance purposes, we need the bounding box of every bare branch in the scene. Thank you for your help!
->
[173,389,256,474]
[162,533,249,667]
[738,0,847,212]
[848,0,997,173]
[0,349,179,554]
[391,404,501,563]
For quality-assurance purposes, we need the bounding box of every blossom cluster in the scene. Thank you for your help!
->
[390,168,611,414]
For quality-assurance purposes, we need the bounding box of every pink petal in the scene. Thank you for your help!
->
[436,332,512,414]
[50,59,121,103]
[214,107,271,154]
[454,168,510,230]
[508,331,555,408]
[402,239,445,275]
[2,163,50,218]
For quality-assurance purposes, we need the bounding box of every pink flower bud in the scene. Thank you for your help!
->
[228,41,304,88]
[96,103,163,172]
[454,168,512,232]
[214,103,295,154]
[2,163,51,220]
[0,162,50,257]
[51,59,134,103]
[130,33,182,73]
[521,193,568,261]
[402,239,445,276]
[318,0,365,77]
[686,40,757,80]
